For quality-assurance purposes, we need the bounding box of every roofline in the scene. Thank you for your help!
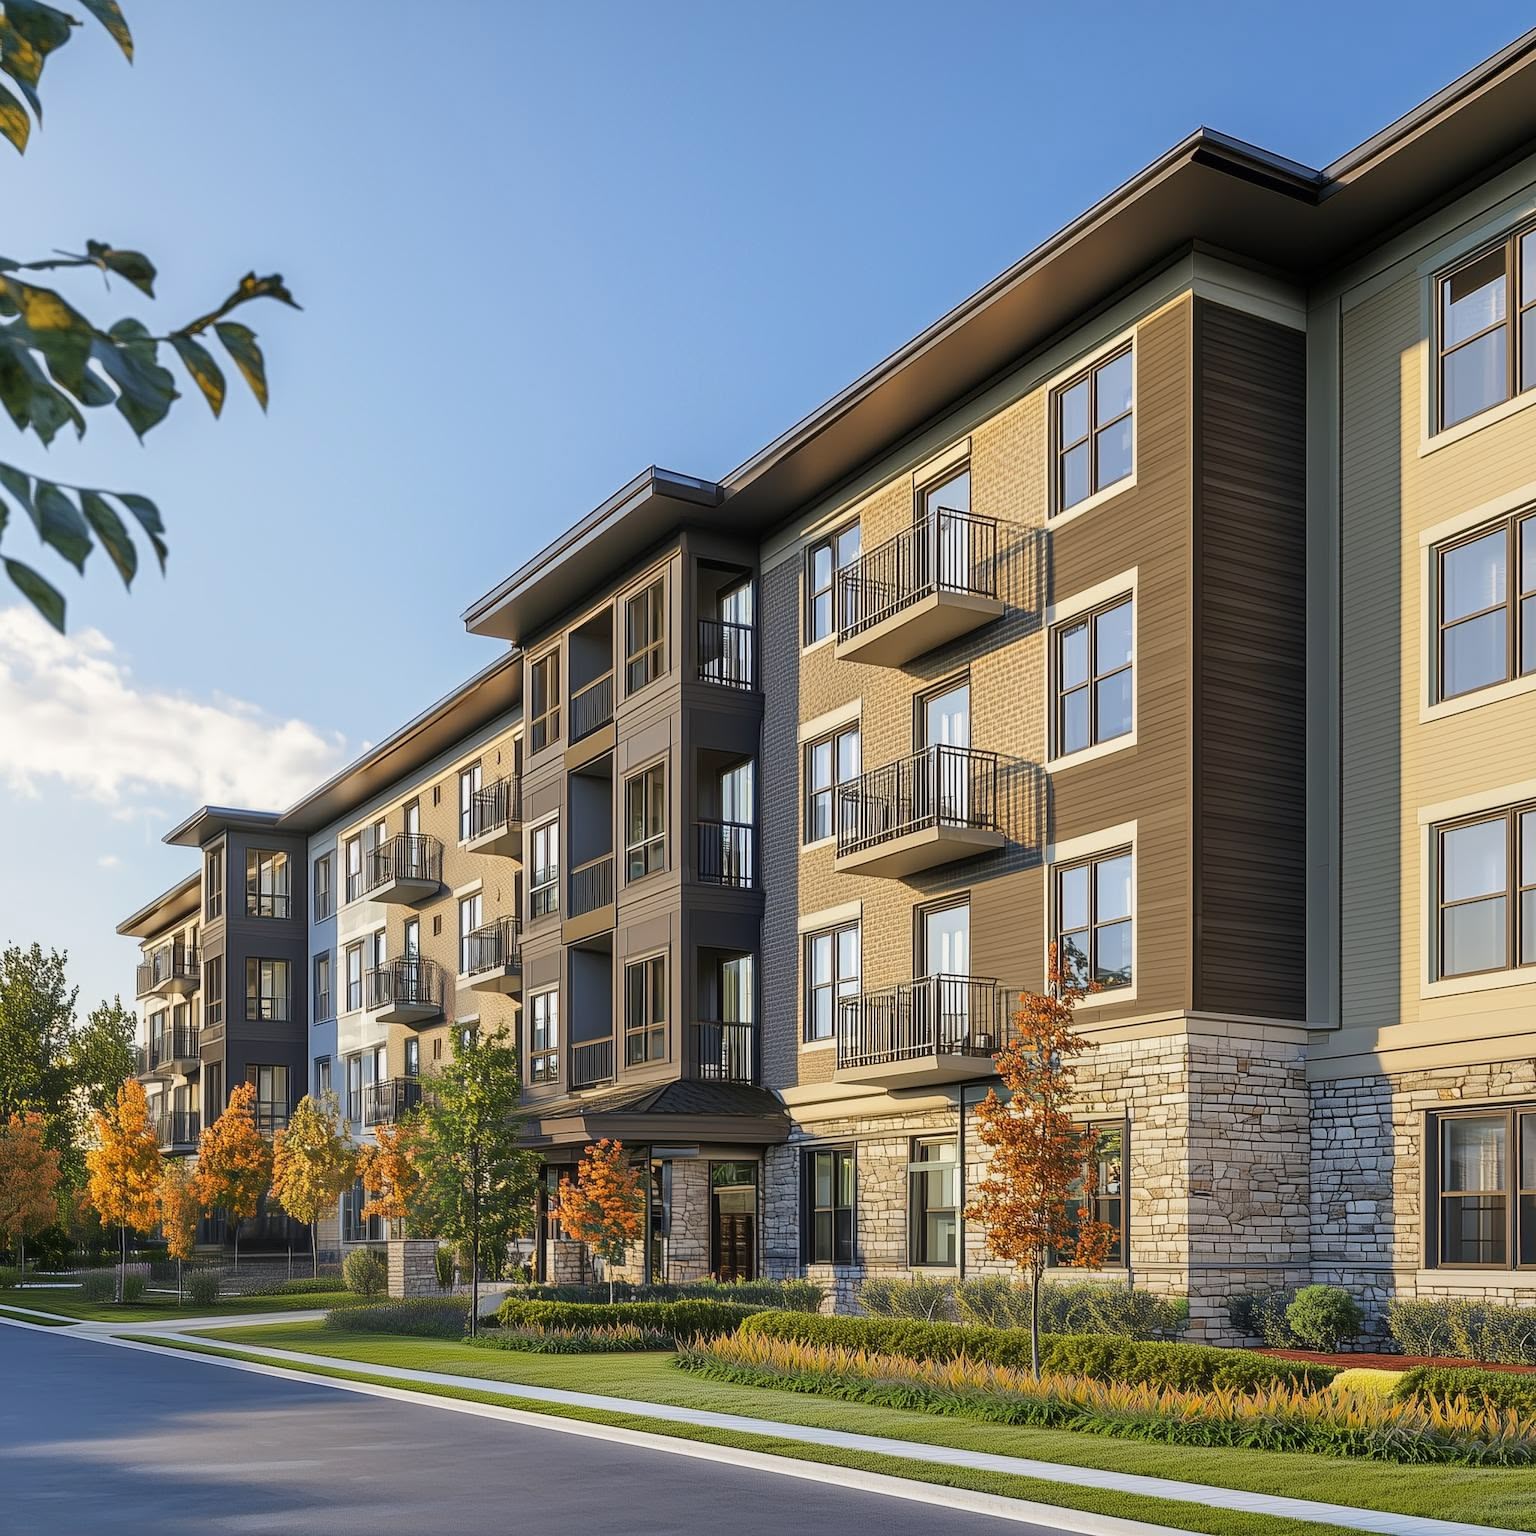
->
[115,871,201,938]
[161,805,281,849]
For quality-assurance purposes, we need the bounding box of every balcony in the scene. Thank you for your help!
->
[570,1036,615,1090]
[253,1101,290,1136]
[366,956,444,1026]
[698,619,756,690]
[570,671,614,743]
[359,833,442,906]
[686,1020,755,1083]
[834,508,1002,666]
[363,1076,421,1126]
[147,1023,201,1075]
[835,744,1003,876]
[156,1111,200,1150]
[463,774,521,858]
[564,854,615,943]
[143,940,200,997]
[462,915,522,994]
[696,821,756,888]
[836,975,1005,1088]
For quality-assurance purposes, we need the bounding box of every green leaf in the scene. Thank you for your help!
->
[84,239,156,298]
[32,481,91,571]
[80,488,135,587]
[0,463,33,516]
[2,1,77,59]
[0,79,30,153]
[170,333,226,416]
[0,276,94,398]
[78,0,132,60]
[0,18,47,98]
[94,317,178,436]
[0,338,84,443]
[4,557,64,632]
[117,491,167,572]
[215,321,267,410]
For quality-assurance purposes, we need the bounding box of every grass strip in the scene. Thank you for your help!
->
[15,1289,362,1323]
[0,1304,75,1326]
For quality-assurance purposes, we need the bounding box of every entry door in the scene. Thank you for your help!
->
[920,466,971,590]
[921,682,971,822]
[710,1164,758,1281]
[719,580,753,626]
[923,903,971,1050]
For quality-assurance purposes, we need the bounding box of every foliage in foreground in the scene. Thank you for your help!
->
[858,1274,1186,1339]
[1388,1297,1536,1366]
[494,1297,759,1342]
[341,1247,387,1297]
[327,1297,469,1339]
[497,1278,825,1313]
[469,1323,675,1354]
[1394,1366,1536,1416]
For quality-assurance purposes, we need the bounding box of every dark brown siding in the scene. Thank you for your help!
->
[1191,300,1307,1020]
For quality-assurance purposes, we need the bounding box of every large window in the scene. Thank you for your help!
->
[529,650,560,754]
[1054,595,1133,756]
[459,762,482,842]
[204,956,223,1028]
[245,849,290,919]
[529,988,559,1084]
[245,958,289,1022]
[803,1147,854,1264]
[1053,1123,1128,1267]
[1054,849,1133,992]
[205,847,223,920]
[805,521,860,644]
[625,578,666,693]
[803,724,860,844]
[1436,804,1536,978]
[625,762,666,881]
[908,1138,958,1267]
[313,951,331,1022]
[344,942,363,1012]
[804,922,860,1043]
[313,854,332,922]
[1436,512,1536,700]
[248,1064,289,1129]
[624,953,667,1065]
[530,819,559,919]
[1054,345,1133,513]
[344,835,363,903]
[1436,226,1536,431]
[1433,1108,1536,1269]
[458,891,482,973]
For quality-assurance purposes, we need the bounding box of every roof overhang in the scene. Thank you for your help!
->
[115,872,201,938]
[521,1108,790,1150]
[162,806,283,850]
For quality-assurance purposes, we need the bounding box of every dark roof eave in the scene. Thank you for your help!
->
[162,806,281,850]
[115,871,201,938]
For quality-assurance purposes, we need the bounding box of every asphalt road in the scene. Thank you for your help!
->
[0,1324,1071,1535]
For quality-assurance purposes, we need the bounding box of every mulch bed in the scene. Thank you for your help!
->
[1256,1347,1536,1374]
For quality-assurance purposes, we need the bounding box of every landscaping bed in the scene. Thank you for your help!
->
[1258,1346,1536,1374]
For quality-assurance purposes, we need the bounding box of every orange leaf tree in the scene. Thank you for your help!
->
[84,1077,162,1299]
[192,1081,272,1264]
[0,1111,62,1276]
[963,954,1114,1376]
[553,1138,646,1303]
[158,1159,200,1299]
[358,1116,423,1232]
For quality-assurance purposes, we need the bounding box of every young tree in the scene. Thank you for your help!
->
[157,1159,200,1303]
[271,1091,356,1276]
[412,1027,536,1335]
[358,1117,423,1232]
[84,1078,161,1300]
[0,1111,62,1276]
[963,955,1114,1377]
[192,1082,272,1266]
[553,1138,646,1304]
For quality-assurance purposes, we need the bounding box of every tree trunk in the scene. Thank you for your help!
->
[312,1220,319,1279]
[177,1256,183,1305]
[1029,1264,1041,1380]
[118,1224,126,1305]
[469,1144,481,1339]
[17,1234,24,1281]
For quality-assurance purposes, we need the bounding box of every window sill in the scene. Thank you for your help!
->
[1071,985,1139,1011]
[800,837,835,855]
[1048,472,1136,532]
[1421,967,1536,1002]
[1420,386,1536,457]
[1047,732,1137,774]
[800,1037,836,1052]
[1415,1266,1536,1286]
[1421,671,1536,724]
[800,633,835,658]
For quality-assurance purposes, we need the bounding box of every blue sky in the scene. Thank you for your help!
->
[3,0,1532,1011]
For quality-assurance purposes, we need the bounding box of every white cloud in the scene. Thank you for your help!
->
[0,606,347,811]
[96,854,121,869]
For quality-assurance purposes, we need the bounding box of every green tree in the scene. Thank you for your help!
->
[412,1027,536,1336]
[1,0,298,630]
[271,1091,357,1276]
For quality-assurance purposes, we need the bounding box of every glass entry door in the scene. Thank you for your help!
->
[710,1162,758,1281]
[921,681,971,822]
[923,902,971,1050]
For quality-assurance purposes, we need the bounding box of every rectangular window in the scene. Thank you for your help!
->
[1436,226,1536,431]
[371,928,386,975]
[529,988,559,1083]
[403,916,419,958]
[205,848,223,920]
[204,956,223,1028]
[315,1056,331,1099]
[404,1037,419,1079]
[624,578,666,693]
[803,724,860,844]
[1054,595,1133,755]
[245,849,291,919]
[1054,344,1133,512]
[1053,1123,1128,1268]
[908,1138,958,1267]
[459,763,482,841]
[313,951,331,1021]
[1436,804,1536,978]
[1433,1108,1536,1269]
[803,1147,855,1264]
[345,942,363,1012]
[313,854,333,922]
[624,953,667,1065]
[1054,848,1133,992]
[804,922,860,1042]
[248,1064,289,1130]
[529,650,560,754]
[805,521,860,644]
[458,892,482,973]
[1436,512,1536,700]
[530,819,559,918]
[344,835,363,903]
[245,958,290,1023]
[625,762,666,881]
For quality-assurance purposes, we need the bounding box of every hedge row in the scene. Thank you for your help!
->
[1394,1365,1536,1415]
[330,1297,469,1338]
[498,1278,825,1312]
[494,1297,760,1340]
[1387,1298,1536,1366]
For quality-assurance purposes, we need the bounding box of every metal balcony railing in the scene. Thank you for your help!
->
[569,671,614,742]
[156,1111,200,1147]
[696,821,756,888]
[570,1037,614,1089]
[467,774,521,841]
[363,1077,421,1126]
[835,743,1000,858]
[569,854,615,918]
[365,956,444,1015]
[141,939,199,993]
[462,915,521,976]
[697,619,756,689]
[253,1102,290,1136]
[836,975,1005,1070]
[148,1023,200,1071]
[135,961,155,998]
[361,833,442,896]
[835,506,997,643]
[687,1020,755,1083]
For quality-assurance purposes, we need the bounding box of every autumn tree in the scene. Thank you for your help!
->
[157,1158,199,1302]
[271,1092,356,1276]
[358,1117,423,1233]
[963,955,1114,1377]
[0,1111,62,1276]
[192,1081,272,1266]
[84,1077,161,1300]
[553,1138,646,1304]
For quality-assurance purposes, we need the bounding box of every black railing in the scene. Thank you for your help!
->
[253,1102,290,1136]
[365,956,444,1016]
[570,1037,614,1089]
[569,854,614,918]
[363,1077,421,1126]
[698,619,756,689]
[835,744,999,857]
[837,975,1004,1070]
[148,1023,200,1070]
[463,915,521,976]
[156,1111,200,1147]
[135,961,154,998]
[130,1045,146,1075]
[570,672,614,742]
[687,1020,755,1083]
[362,833,442,896]
[145,939,200,992]
[468,774,521,841]
[696,821,756,888]
[835,507,997,641]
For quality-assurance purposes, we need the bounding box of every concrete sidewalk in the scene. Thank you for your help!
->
[0,1300,328,1332]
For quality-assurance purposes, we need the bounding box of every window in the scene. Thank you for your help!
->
[805,521,860,643]
[315,1057,331,1099]
[908,1139,958,1267]
[1433,1108,1536,1268]
[1436,226,1536,430]
[204,956,223,1028]
[345,943,363,1012]
[1054,596,1133,755]
[804,922,860,1042]
[529,650,560,754]
[245,849,290,919]
[344,835,363,903]
[205,847,223,920]
[370,928,386,976]
[1436,512,1536,700]
[625,762,666,881]
[1054,849,1133,991]
[1054,344,1133,512]
[404,1037,419,1079]
[245,958,289,1022]
[313,951,331,1022]
[529,988,559,1083]
[459,763,481,841]
[624,953,666,1065]
[530,819,559,918]
[625,578,666,692]
[1435,804,1536,978]
[1054,1123,1127,1267]
[458,892,482,973]
[313,854,333,922]
[803,1147,854,1264]
[804,724,860,843]
[403,916,419,958]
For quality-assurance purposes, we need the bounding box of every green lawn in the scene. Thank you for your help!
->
[4,1288,366,1323]
[188,1322,1535,1534]
[0,1304,74,1326]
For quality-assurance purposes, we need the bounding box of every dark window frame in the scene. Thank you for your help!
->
[624,577,667,694]
[624,759,667,883]
[1048,1118,1130,1269]
[1435,224,1536,432]
[203,956,223,1028]
[1052,343,1134,514]
[205,847,223,921]
[1052,846,1134,993]
[803,921,860,1043]
[458,762,481,842]
[244,848,291,920]
[529,649,561,755]
[1427,1105,1536,1270]
[313,853,333,922]
[1052,593,1135,757]
[1435,511,1536,701]
[528,986,559,1084]
[623,951,667,1066]
[1434,801,1536,980]
[313,950,331,1022]
[803,723,860,844]
[907,1136,959,1268]
[804,520,860,645]
[245,956,290,1023]
[529,817,560,919]
[802,1145,855,1265]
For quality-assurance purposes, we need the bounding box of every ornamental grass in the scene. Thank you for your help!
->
[676,1331,1536,1466]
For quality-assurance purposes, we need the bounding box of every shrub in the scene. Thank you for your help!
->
[470,1323,674,1354]
[859,1273,957,1321]
[1328,1368,1398,1402]
[1394,1366,1536,1415]
[342,1247,388,1297]
[1387,1297,1536,1366]
[329,1297,469,1338]
[1286,1285,1362,1353]
[79,1272,115,1302]
[434,1246,456,1291]
[739,1311,1335,1391]
[1226,1288,1298,1346]
[857,1274,1186,1339]
[495,1278,825,1312]
[0,1265,20,1291]
[186,1269,221,1306]
[121,1275,146,1303]
[494,1298,759,1341]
